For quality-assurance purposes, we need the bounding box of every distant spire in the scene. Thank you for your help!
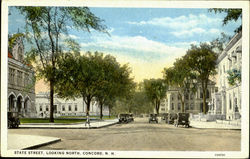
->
[17,28,20,33]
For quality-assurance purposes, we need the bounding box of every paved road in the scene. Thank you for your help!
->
[8,118,241,151]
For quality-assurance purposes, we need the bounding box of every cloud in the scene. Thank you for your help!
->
[80,35,188,82]
[171,27,206,37]
[127,14,222,38]
[68,34,80,39]
[80,35,187,62]
[128,14,221,30]
[60,33,80,40]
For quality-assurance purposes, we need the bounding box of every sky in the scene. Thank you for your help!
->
[8,7,241,86]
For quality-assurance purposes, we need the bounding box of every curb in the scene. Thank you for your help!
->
[22,138,61,150]
[18,121,119,129]
[190,125,241,130]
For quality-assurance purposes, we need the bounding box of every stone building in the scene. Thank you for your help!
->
[35,92,109,118]
[211,32,242,120]
[8,35,36,117]
[159,81,216,114]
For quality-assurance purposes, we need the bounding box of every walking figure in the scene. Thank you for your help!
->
[85,115,90,127]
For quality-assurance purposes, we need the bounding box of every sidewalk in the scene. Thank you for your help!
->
[8,119,119,150]
[19,119,119,129]
[190,120,241,130]
[8,134,61,150]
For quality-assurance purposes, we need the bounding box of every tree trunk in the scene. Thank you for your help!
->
[202,86,207,114]
[100,103,103,120]
[180,93,185,113]
[155,100,160,115]
[49,80,54,122]
[108,106,111,118]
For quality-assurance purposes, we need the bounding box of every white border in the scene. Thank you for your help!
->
[1,0,249,158]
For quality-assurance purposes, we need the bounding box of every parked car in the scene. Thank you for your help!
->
[149,114,158,123]
[167,113,177,124]
[174,113,190,127]
[118,114,129,123]
[161,113,168,121]
[8,112,20,128]
[128,113,134,122]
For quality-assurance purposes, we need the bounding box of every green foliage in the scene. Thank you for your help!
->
[185,43,217,114]
[210,32,232,53]
[163,56,197,112]
[55,51,134,117]
[209,8,242,33]
[143,79,168,114]
[111,85,154,115]
[227,69,241,86]
[8,33,25,51]
[15,6,108,122]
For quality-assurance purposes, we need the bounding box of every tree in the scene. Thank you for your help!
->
[143,79,168,114]
[55,52,134,120]
[93,53,135,120]
[209,9,242,33]
[184,43,218,114]
[163,57,197,113]
[16,6,107,122]
[227,68,241,86]
[210,32,232,53]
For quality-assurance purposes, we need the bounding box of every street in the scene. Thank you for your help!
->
[8,118,241,151]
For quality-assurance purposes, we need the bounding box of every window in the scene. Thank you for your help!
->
[9,68,15,84]
[40,105,43,111]
[190,94,193,100]
[75,105,77,111]
[185,94,189,100]
[69,105,71,111]
[54,105,57,112]
[178,95,180,100]
[161,108,165,111]
[46,105,49,111]
[178,103,181,110]
[185,103,189,110]
[171,103,174,110]
[17,70,23,86]
[62,105,65,111]
[24,73,29,86]
[171,95,174,101]
[190,103,194,110]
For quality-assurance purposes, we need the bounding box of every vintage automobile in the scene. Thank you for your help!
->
[161,113,168,121]
[118,114,129,123]
[174,113,190,127]
[149,114,158,123]
[128,113,134,122]
[167,113,178,124]
[8,112,20,128]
